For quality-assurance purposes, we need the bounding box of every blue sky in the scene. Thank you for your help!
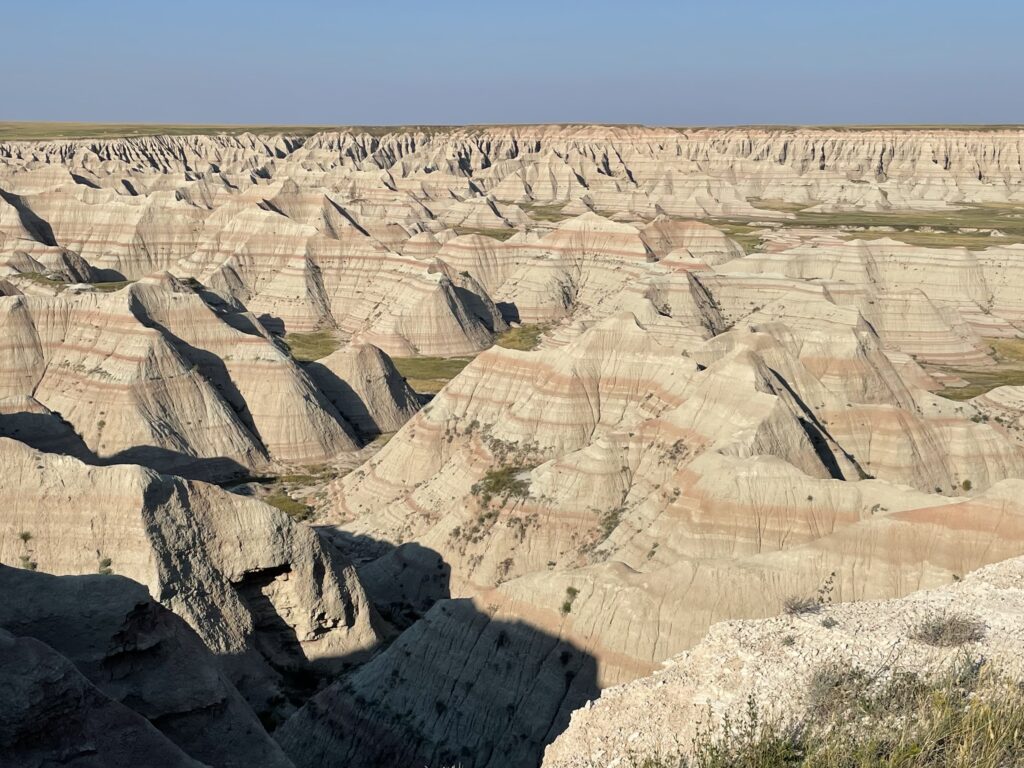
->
[3,0,1022,125]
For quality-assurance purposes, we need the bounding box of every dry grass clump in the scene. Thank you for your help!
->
[627,658,1024,768]
[783,596,821,616]
[911,613,986,648]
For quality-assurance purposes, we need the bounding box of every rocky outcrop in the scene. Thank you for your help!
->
[0,278,359,479]
[0,565,293,767]
[326,298,1024,686]
[307,342,420,437]
[542,555,1024,767]
[0,438,381,717]
[0,628,204,768]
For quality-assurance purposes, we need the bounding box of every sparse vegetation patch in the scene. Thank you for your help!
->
[471,465,533,506]
[282,330,341,362]
[495,323,553,351]
[392,355,475,393]
[264,490,314,522]
[912,613,986,647]
[630,659,1024,768]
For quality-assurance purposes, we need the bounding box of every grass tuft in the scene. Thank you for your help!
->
[912,613,986,648]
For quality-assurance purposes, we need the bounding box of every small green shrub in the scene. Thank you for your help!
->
[97,556,113,575]
[471,466,532,506]
[561,586,580,615]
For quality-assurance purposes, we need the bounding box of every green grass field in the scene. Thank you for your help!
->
[392,356,475,393]
[518,202,572,222]
[711,202,1024,252]
[495,323,551,351]
[936,338,1024,400]
[452,226,517,241]
[282,330,341,362]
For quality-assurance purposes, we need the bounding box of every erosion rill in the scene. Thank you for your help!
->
[1,125,1024,767]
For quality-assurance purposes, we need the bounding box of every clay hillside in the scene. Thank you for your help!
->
[3,125,1024,767]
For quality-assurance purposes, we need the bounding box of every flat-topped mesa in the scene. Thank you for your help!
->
[0,437,382,716]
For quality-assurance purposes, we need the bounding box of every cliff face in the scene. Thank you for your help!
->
[0,437,382,717]
[0,565,294,768]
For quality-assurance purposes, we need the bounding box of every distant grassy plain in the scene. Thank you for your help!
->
[711,200,1024,252]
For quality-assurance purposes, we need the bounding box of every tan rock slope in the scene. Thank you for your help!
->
[542,555,1024,767]
[307,342,420,437]
[0,274,425,479]
[276,599,598,768]
[325,298,1024,685]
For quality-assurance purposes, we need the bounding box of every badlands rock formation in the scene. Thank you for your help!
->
[307,342,420,437]
[0,628,206,768]
[542,555,1024,767]
[325,301,1024,686]
[277,599,598,768]
[2,125,1024,768]
[0,437,381,718]
[0,272,423,480]
[0,565,293,768]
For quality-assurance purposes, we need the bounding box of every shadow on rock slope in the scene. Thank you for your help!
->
[278,533,599,768]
